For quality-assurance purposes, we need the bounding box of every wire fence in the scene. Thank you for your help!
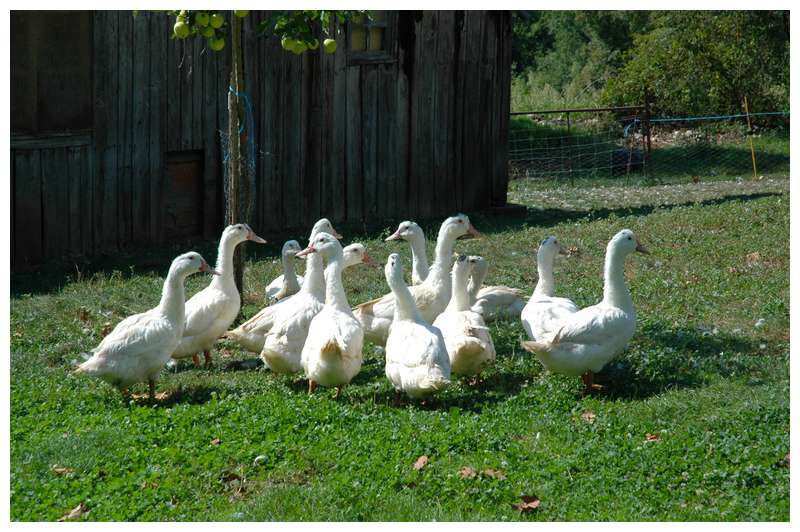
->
[509,107,790,185]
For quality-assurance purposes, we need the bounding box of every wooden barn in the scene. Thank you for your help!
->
[10,10,512,271]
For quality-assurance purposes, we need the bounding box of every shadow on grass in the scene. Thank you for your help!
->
[598,319,765,400]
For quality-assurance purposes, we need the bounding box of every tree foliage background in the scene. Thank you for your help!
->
[512,11,789,115]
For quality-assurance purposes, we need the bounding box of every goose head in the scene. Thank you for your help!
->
[441,213,481,241]
[538,236,568,261]
[385,221,424,243]
[223,223,267,245]
[172,252,219,277]
[282,240,302,259]
[310,218,343,240]
[384,252,405,290]
[451,254,472,281]
[343,243,378,268]
[296,232,343,260]
[468,255,488,279]
[609,229,649,256]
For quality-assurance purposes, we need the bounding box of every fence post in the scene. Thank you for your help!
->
[743,96,759,180]
[643,87,652,180]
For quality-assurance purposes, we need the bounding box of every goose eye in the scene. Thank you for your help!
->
[627,236,632,240]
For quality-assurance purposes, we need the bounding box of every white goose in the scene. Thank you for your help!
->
[467,256,527,321]
[171,223,267,367]
[520,236,579,342]
[263,218,343,302]
[385,220,429,285]
[264,240,302,303]
[522,229,648,389]
[260,248,325,374]
[384,253,451,398]
[299,233,364,398]
[433,255,496,376]
[355,214,481,346]
[225,242,376,353]
[76,252,217,398]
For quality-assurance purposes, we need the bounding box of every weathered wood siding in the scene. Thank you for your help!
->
[10,10,511,271]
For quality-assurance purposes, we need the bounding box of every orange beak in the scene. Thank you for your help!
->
[295,245,317,258]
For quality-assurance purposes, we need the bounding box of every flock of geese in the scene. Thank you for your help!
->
[77,214,648,401]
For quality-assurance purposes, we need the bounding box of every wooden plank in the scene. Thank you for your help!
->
[180,37,193,150]
[283,52,302,229]
[452,12,467,211]
[150,11,167,245]
[345,65,363,222]
[202,24,219,239]
[395,15,411,222]
[132,11,150,244]
[192,37,204,151]
[216,13,230,228]
[40,148,62,260]
[418,13,438,219]
[167,24,182,152]
[79,144,93,256]
[242,13,259,227]
[478,13,496,210]
[117,11,133,247]
[10,150,15,269]
[13,150,43,266]
[101,11,119,251]
[361,65,379,220]
[330,27,347,225]
[462,12,484,212]
[377,65,397,221]
[492,13,511,206]
[67,146,82,255]
[302,48,322,227]
[432,11,454,215]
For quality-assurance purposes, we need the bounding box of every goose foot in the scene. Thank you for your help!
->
[148,378,156,400]
[192,354,201,368]
[333,386,343,400]
[203,350,213,368]
[121,387,130,399]
[308,380,317,395]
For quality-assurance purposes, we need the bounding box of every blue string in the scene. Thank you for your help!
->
[623,111,789,136]
[223,85,256,178]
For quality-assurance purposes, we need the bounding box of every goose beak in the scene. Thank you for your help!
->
[362,252,378,267]
[296,245,317,258]
[200,260,220,275]
[635,240,650,254]
[247,231,267,244]
[385,229,402,242]
[459,223,483,240]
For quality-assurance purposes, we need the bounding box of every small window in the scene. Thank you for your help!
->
[347,11,396,65]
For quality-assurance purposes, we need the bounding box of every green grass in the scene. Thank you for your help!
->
[10,178,789,521]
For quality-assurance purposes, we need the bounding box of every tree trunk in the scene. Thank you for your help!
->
[227,12,245,298]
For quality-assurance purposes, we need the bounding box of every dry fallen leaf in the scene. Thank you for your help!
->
[51,465,74,476]
[58,502,90,521]
[581,410,596,423]
[459,466,477,479]
[101,322,113,336]
[746,252,761,266]
[211,438,221,446]
[482,468,507,480]
[781,453,790,468]
[77,307,90,322]
[413,455,429,470]
[221,472,242,483]
[513,495,541,512]
[131,391,171,401]
[645,433,660,442]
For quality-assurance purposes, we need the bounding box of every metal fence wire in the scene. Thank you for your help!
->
[509,108,790,183]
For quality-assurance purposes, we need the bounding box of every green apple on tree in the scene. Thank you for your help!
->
[210,13,224,28]
[174,20,190,39]
[323,38,337,54]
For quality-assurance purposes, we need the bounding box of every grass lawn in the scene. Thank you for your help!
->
[10,178,789,521]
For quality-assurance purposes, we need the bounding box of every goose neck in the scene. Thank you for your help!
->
[409,235,429,281]
[389,272,423,323]
[302,252,325,300]
[324,254,350,312]
[282,253,300,290]
[602,247,633,311]
[159,269,188,324]
[211,234,241,291]
[446,266,471,312]
[533,252,556,297]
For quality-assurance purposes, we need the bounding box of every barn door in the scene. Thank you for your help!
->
[163,150,205,241]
